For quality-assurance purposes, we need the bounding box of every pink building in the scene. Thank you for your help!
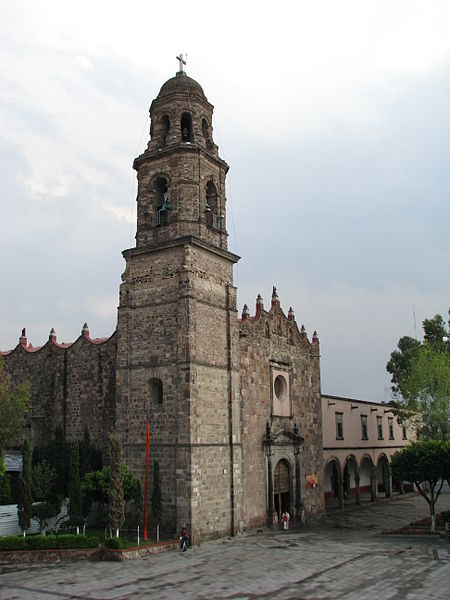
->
[322,394,412,507]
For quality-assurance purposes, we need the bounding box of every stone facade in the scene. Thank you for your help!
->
[1,326,116,455]
[239,291,323,529]
[2,67,324,541]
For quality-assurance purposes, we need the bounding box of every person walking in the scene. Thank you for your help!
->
[180,525,189,551]
[282,511,290,530]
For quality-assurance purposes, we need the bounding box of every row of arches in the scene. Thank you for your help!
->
[324,453,399,508]
[143,176,222,228]
[153,112,212,147]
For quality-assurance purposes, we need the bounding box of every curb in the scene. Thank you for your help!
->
[99,539,179,561]
[0,540,179,564]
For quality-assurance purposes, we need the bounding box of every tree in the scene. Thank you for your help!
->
[0,469,12,504]
[17,438,32,533]
[131,477,143,529]
[0,358,30,457]
[391,441,449,532]
[107,434,124,537]
[81,464,142,524]
[423,314,448,347]
[386,336,421,395]
[0,450,12,504]
[151,460,163,539]
[387,313,450,440]
[68,441,83,529]
[31,461,62,533]
[400,346,450,441]
[52,427,68,499]
[80,425,91,479]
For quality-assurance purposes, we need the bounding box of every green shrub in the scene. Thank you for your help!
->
[105,536,127,549]
[0,536,26,551]
[437,510,450,526]
[0,533,100,551]
[25,535,57,550]
[57,534,81,549]
[57,533,100,549]
[87,536,100,548]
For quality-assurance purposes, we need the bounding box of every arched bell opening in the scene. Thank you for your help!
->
[273,459,291,521]
[204,180,223,230]
[201,117,213,149]
[202,118,209,139]
[160,115,170,146]
[205,180,218,212]
[153,176,169,226]
[181,112,193,142]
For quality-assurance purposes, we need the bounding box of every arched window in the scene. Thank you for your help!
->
[160,115,170,145]
[153,177,168,226]
[181,112,192,142]
[205,181,218,212]
[149,378,163,406]
[205,180,223,229]
[202,118,209,139]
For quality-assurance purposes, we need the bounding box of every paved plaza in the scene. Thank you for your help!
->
[0,490,449,599]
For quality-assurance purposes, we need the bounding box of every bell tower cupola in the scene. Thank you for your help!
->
[133,57,229,250]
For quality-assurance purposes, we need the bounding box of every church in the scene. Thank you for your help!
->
[2,60,324,541]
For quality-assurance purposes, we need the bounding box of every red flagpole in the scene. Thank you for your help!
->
[143,420,150,540]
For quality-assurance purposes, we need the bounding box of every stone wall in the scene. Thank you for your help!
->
[2,328,116,455]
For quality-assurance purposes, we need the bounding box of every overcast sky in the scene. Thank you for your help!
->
[1,0,449,402]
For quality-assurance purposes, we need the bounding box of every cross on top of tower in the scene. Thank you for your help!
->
[176,53,187,73]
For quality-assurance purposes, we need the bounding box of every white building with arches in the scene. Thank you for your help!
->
[322,394,412,508]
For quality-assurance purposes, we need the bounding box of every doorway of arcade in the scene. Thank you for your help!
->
[274,459,291,519]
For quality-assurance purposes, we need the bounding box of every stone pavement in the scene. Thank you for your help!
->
[0,490,449,600]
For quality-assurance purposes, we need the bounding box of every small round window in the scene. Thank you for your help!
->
[274,375,287,402]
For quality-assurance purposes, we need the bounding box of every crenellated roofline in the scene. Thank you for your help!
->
[1,325,116,356]
[239,286,319,347]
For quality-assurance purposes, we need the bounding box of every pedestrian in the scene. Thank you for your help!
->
[282,511,290,530]
[180,525,189,551]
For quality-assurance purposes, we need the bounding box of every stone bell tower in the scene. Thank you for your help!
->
[115,58,242,541]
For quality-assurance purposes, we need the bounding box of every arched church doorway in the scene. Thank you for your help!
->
[273,459,290,519]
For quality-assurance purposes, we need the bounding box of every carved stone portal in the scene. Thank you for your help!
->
[264,425,304,526]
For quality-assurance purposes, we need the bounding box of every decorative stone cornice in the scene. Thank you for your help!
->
[133,143,229,172]
[122,235,240,264]
[263,426,304,454]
